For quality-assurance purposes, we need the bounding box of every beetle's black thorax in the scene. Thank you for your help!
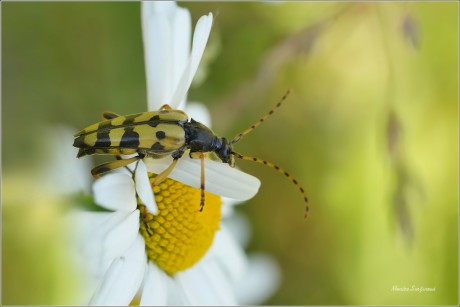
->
[184,119,233,164]
[184,119,220,152]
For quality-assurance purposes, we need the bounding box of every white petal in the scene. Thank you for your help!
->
[143,7,173,110]
[103,210,141,267]
[221,196,244,218]
[134,160,158,214]
[74,211,140,279]
[185,102,212,127]
[68,210,114,280]
[164,275,188,305]
[221,196,243,208]
[142,1,192,110]
[206,227,248,285]
[140,262,168,306]
[221,212,252,248]
[142,1,176,17]
[171,7,191,107]
[170,13,213,109]
[93,173,136,212]
[45,125,92,194]
[145,155,260,201]
[235,253,281,305]
[90,235,147,306]
[175,259,237,305]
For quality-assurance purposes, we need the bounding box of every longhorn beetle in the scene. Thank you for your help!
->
[73,91,309,217]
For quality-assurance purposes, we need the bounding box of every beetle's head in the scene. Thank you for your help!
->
[216,137,235,167]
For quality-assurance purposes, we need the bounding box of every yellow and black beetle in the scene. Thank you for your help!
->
[74,91,309,216]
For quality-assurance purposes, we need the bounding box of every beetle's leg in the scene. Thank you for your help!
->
[199,153,206,212]
[189,152,202,159]
[91,156,141,179]
[102,111,120,120]
[151,146,185,185]
[188,152,207,211]
[158,104,173,110]
[114,155,134,176]
[141,205,153,236]
[151,159,179,186]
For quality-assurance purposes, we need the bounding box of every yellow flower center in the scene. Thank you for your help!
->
[138,173,222,275]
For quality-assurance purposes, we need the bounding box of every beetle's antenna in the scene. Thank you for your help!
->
[231,151,309,218]
[230,90,291,145]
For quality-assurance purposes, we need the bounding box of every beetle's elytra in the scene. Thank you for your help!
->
[73,91,309,217]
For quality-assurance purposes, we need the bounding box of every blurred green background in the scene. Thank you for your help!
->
[2,1,458,305]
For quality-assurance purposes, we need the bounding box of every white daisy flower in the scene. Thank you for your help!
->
[73,2,281,305]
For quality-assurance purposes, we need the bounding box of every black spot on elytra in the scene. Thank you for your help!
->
[159,110,169,114]
[151,142,165,151]
[120,127,140,148]
[122,115,137,126]
[95,130,111,148]
[156,131,166,140]
[148,115,161,127]
[98,121,113,130]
